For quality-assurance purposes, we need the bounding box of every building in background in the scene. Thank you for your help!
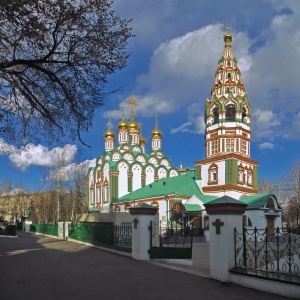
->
[86,26,282,235]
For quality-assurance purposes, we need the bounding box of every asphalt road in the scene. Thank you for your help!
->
[0,232,291,300]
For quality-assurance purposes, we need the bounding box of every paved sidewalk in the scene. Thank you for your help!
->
[0,232,292,300]
[150,241,210,277]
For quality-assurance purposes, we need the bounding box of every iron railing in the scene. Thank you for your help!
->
[68,222,132,251]
[234,227,300,278]
[31,223,58,236]
[151,220,194,248]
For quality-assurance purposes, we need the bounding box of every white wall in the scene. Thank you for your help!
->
[118,162,128,198]
[132,164,142,191]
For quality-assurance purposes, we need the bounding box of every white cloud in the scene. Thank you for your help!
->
[8,144,78,171]
[170,122,192,134]
[258,142,274,149]
[48,158,96,182]
[251,109,281,140]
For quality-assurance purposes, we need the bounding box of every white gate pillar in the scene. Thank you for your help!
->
[204,196,247,282]
[129,203,158,261]
[25,220,32,232]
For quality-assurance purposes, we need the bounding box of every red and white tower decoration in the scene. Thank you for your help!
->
[195,22,259,198]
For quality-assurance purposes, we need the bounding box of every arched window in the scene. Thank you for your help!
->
[213,106,219,124]
[225,104,236,121]
[242,107,247,123]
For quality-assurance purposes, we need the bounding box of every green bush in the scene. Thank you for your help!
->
[4,225,17,236]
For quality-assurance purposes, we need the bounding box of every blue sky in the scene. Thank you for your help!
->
[1,0,300,190]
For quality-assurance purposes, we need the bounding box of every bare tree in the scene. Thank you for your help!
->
[280,159,300,227]
[0,0,133,147]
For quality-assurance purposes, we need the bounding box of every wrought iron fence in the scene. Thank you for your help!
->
[68,222,132,252]
[152,220,194,248]
[31,223,58,236]
[234,227,300,278]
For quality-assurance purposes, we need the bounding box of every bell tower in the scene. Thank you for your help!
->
[195,22,259,198]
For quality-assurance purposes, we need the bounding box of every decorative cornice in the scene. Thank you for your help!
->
[202,184,258,194]
[195,153,259,166]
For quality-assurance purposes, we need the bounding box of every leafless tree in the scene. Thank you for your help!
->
[0,0,133,147]
[280,159,300,227]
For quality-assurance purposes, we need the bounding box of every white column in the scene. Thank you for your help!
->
[204,196,247,282]
[25,220,32,232]
[129,203,158,260]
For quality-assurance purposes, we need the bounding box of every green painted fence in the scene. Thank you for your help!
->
[30,223,58,236]
[68,222,132,252]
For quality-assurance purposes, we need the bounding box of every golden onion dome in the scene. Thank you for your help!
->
[117,118,128,131]
[128,118,140,131]
[140,133,146,145]
[104,121,116,139]
[151,127,162,138]
[223,20,232,43]
[151,116,162,138]
[223,32,232,43]
[117,106,128,131]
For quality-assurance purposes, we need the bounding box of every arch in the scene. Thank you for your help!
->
[169,168,179,177]
[96,156,103,165]
[131,163,142,191]
[145,164,155,185]
[208,163,218,184]
[265,198,275,209]
[225,103,236,121]
[122,152,134,161]
[148,156,158,165]
[212,105,219,124]
[136,153,146,163]
[112,152,120,160]
[160,158,170,167]
[132,146,142,153]
[117,161,129,198]
[157,166,168,179]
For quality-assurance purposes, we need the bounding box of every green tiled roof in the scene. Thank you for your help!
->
[116,173,217,203]
[240,194,278,209]
[184,204,202,212]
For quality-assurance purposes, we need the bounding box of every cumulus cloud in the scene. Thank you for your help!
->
[107,24,252,132]
[8,144,78,171]
[107,1,300,146]
[258,142,274,150]
[48,158,96,182]
[251,109,281,140]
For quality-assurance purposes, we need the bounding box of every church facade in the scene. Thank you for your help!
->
[86,27,282,233]
[87,98,180,213]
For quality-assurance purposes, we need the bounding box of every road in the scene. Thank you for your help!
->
[0,232,290,300]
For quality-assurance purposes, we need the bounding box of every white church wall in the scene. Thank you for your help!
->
[118,162,129,198]
[145,165,155,185]
[244,210,265,229]
[132,164,142,191]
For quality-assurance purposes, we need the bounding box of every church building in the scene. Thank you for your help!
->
[86,26,282,234]
[87,97,180,213]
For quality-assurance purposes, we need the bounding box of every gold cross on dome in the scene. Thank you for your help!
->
[127,96,138,117]
[225,19,230,33]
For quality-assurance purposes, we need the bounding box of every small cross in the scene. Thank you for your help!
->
[212,218,224,234]
[225,19,230,33]
[133,218,139,229]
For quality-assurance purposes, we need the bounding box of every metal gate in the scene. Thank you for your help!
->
[149,220,193,259]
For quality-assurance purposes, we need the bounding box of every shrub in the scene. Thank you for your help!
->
[4,225,17,236]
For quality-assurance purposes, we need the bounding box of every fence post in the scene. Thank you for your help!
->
[64,220,72,240]
[204,196,247,282]
[129,203,158,260]
[25,220,32,232]
[58,221,64,239]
